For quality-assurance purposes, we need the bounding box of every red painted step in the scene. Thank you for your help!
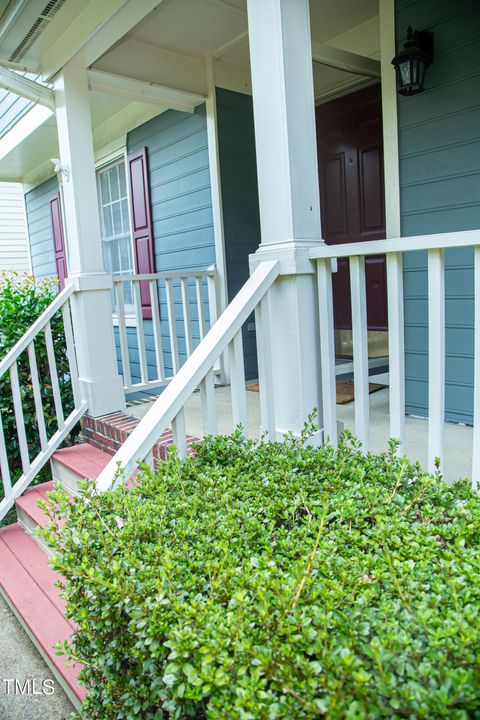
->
[52,443,111,480]
[0,524,85,704]
[15,480,55,530]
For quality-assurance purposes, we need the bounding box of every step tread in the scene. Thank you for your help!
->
[16,482,55,530]
[0,524,85,701]
[52,443,111,480]
[0,522,72,626]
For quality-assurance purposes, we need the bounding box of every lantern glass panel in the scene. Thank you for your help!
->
[400,60,412,86]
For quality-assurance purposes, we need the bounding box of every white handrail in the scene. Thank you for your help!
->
[96,260,280,490]
[113,266,220,394]
[113,267,216,283]
[312,227,480,488]
[309,229,480,260]
[0,284,74,377]
[0,287,87,520]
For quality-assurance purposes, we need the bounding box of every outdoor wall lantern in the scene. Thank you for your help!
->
[391,26,434,96]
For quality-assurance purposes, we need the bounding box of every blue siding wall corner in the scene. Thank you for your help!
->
[216,87,261,380]
[24,176,59,280]
[123,105,216,392]
[397,0,480,423]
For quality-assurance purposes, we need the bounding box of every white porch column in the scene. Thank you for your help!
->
[247,0,324,440]
[54,60,126,417]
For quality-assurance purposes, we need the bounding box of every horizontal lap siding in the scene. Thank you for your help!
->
[24,176,58,280]
[216,88,261,380]
[397,0,480,423]
[125,106,215,391]
[0,182,29,272]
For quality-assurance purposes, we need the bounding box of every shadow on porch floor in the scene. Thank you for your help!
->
[127,385,473,484]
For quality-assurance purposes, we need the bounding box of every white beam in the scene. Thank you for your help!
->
[0,66,54,109]
[312,41,380,78]
[88,69,205,112]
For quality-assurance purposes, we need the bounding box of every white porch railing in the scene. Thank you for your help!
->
[113,267,219,394]
[311,229,480,488]
[96,260,280,490]
[0,285,87,520]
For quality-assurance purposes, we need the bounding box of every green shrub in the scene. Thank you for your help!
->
[0,272,75,478]
[42,425,480,719]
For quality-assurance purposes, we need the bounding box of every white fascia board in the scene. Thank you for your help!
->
[88,69,205,113]
[0,104,53,162]
[311,41,380,78]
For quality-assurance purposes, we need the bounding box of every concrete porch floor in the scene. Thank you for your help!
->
[128,384,473,484]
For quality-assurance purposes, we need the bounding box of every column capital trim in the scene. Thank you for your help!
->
[250,239,325,275]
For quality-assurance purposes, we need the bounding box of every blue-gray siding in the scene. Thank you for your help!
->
[216,88,261,380]
[397,0,480,423]
[24,176,58,280]
[121,105,216,392]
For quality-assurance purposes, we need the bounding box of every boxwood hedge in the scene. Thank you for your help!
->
[41,423,480,719]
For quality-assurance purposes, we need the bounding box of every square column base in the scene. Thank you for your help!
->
[79,376,126,418]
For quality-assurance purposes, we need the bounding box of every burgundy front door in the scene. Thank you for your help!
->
[316,84,387,331]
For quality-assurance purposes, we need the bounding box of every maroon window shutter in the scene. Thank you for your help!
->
[127,147,155,319]
[50,192,67,291]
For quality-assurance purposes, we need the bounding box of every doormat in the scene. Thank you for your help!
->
[336,381,385,405]
[247,381,385,405]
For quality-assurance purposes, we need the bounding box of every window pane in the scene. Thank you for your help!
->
[119,163,127,197]
[102,205,113,238]
[102,240,112,274]
[99,171,110,204]
[110,239,121,274]
[118,236,132,272]
[121,199,130,233]
[112,201,123,236]
[109,165,120,203]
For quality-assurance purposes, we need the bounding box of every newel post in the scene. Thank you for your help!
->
[247,0,325,441]
[54,60,126,417]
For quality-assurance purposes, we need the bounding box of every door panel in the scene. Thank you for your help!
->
[316,84,387,331]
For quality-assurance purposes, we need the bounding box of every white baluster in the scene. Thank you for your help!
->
[165,278,180,374]
[350,256,369,450]
[172,408,187,459]
[44,320,65,430]
[386,252,405,453]
[61,301,81,408]
[427,248,445,474]
[228,330,248,433]
[133,280,148,385]
[200,369,217,436]
[473,246,480,490]
[195,276,206,340]
[149,279,165,382]
[9,361,30,474]
[255,293,276,440]
[0,413,12,499]
[181,277,193,357]
[115,281,131,390]
[317,259,337,447]
[27,341,48,452]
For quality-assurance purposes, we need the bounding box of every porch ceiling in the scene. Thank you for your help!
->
[0,0,380,183]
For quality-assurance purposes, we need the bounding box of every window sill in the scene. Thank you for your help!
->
[112,314,137,328]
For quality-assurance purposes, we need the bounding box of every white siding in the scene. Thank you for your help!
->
[0,182,30,272]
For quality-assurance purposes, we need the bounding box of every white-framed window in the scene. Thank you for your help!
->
[96,158,134,307]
